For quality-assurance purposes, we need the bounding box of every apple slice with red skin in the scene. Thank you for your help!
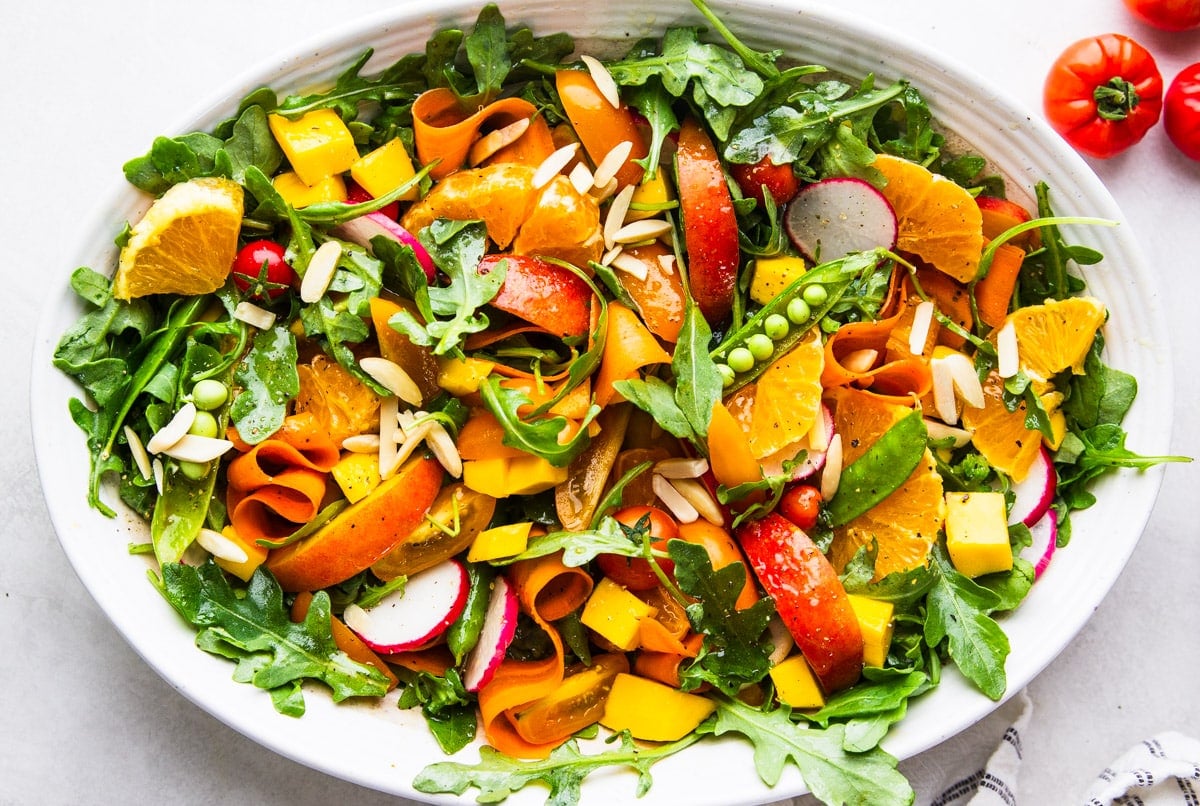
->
[342,558,470,654]
[729,155,800,206]
[479,254,592,339]
[736,512,864,693]
[976,195,1038,248]
[676,117,740,324]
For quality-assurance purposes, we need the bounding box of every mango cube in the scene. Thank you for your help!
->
[461,455,568,498]
[769,654,826,709]
[351,138,418,202]
[944,491,1013,578]
[626,173,675,221]
[331,452,381,504]
[582,577,656,651]
[437,355,496,396]
[268,109,360,186]
[468,522,533,563]
[749,256,806,306]
[847,595,895,668]
[272,171,347,209]
[600,673,716,741]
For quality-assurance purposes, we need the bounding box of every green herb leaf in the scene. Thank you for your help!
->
[395,667,477,754]
[478,377,599,467]
[230,325,299,445]
[672,303,723,439]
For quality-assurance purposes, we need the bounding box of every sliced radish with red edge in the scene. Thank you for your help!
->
[1021,508,1057,580]
[343,558,468,653]
[761,403,835,480]
[1008,445,1056,527]
[784,177,898,263]
[461,575,519,692]
[334,211,436,282]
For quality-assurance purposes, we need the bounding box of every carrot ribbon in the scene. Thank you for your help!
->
[412,89,554,180]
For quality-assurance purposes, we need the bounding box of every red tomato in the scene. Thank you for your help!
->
[778,484,822,531]
[1165,62,1200,161]
[1123,0,1200,30]
[596,506,679,591]
[231,240,296,299]
[730,156,800,206]
[1043,34,1163,158]
[346,180,400,221]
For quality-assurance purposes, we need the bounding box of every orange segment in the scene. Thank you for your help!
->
[961,372,1060,482]
[293,353,381,445]
[113,177,244,300]
[872,154,983,284]
[731,330,825,460]
[1006,296,1106,382]
[827,388,946,579]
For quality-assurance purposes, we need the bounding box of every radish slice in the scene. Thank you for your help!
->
[461,576,519,692]
[784,177,898,262]
[1021,508,1058,580]
[761,403,835,480]
[334,211,436,282]
[1008,445,1056,526]
[343,559,468,653]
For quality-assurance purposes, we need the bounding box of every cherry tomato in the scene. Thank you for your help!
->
[596,506,679,591]
[346,180,400,221]
[1123,0,1200,30]
[729,156,800,206]
[778,484,822,531]
[231,240,296,299]
[1165,62,1200,161]
[1043,34,1163,159]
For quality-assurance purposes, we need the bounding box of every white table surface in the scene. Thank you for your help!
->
[3,1,1197,804]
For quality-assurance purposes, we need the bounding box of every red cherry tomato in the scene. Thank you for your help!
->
[1123,0,1200,31]
[1043,34,1163,159]
[596,506,679,591]
[231,240,296,299]
[730,156,800,206]
[346,180,401,221]
[1165,62,1200,161]
[778,484,823,531]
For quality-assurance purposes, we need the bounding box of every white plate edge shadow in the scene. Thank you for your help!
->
[29,0,1175,804]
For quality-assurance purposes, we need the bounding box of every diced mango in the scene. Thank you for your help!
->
[350,137,418,202]
[331,452,381,504]
[626,173,675,221]
[769,654,826,709]
[268,109,360,186]
[601,673,716,741]
[847,595,895,668]
[749,256,807,306]
[213,525,268,582]
[467,521,534,563]
[944,491,1013,578]
[437,356,496,396]
[582,577,656,651]
[461,454,568,498]
[272,171,348,209]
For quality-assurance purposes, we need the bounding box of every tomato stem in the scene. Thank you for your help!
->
[1094,77,1140,121]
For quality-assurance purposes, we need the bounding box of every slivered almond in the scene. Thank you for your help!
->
[152,459,164,495]
[908,301,935,356]
[842,348,879,374]
[532,142,580,189]
[360,356,423,406]
[808,408,829,453]
[196,527,248,564]
[146,402,197,454]
[668,477,724,526]
[382,421,435,479]
[233,301,276,330]
[591,176,619,201]
[612,218,672,245]
[654,456,710,479]
[820,433,844,500]
[604,183,637,250]
[932,357,959,425]
[592,140,633,189]
[996,321,1019,379]
[601,245,623,266]
[924,418,973,448]
[425,422,463,478]
[158,434,235,463]
[610,252,649,280]
[124,425,153,480]
[569,162,595,195]
[378,395,399,478]
[581,54,621,109]
[652,473,699,524]
[342,434,381,453]
[468,117,531,167]
[300,240,342,303]
[945,352,986,409]
[657,254,676,275]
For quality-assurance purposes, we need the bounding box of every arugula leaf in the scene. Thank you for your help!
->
[388,220,504,356]
[923,545,1009,700]
[159,562,391,712]
[230,324,299,445]
[671,541,774,695]
[709,696,914,805]
[500,516,638,567]
[396,667,477,754]
[478,377,600,467]
[1063,335,1136,430]
[672,304,723,439]
[612,376,697,444]
[415,732,703,804]
[276,48,426,121]
[803,670,928,729]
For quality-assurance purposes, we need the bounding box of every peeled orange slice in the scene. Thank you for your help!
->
[113,177,244,300]
[736,329,825,460]
[872,154,983,284]
[827,387,946,579]
[1005,296,1106,382]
